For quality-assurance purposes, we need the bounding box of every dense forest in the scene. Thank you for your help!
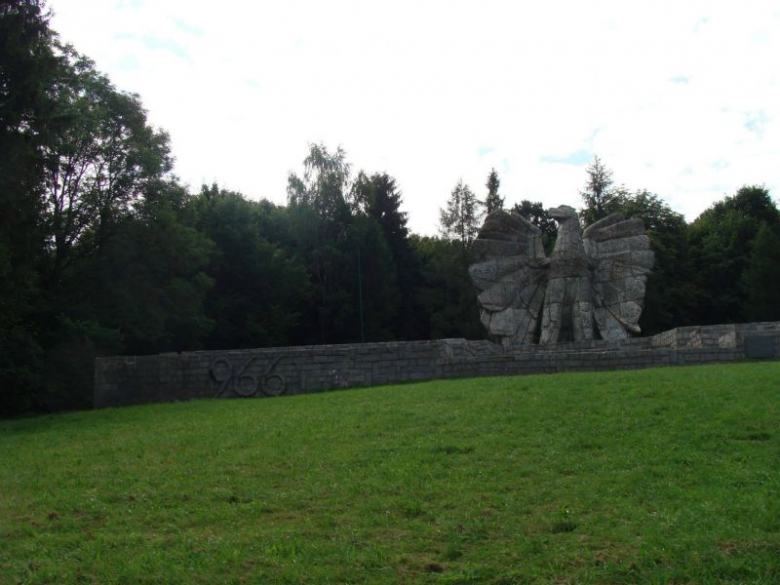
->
[2,1,779,415]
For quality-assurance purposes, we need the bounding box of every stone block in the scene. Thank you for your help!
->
[744,334,775,359]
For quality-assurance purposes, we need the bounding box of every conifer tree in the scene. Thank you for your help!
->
[579,156,617,225]
[484,168,504,213]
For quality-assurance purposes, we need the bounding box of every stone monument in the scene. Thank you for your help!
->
[469,205,654,347]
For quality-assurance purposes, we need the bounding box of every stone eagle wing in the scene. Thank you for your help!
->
[468,210,549,347]
[582,213,655,340]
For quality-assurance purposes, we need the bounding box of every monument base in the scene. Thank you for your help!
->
[94,322,780,409]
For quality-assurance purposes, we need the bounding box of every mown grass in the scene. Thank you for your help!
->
[1,362,779,584]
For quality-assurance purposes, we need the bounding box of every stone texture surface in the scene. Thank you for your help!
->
[94,322,780,408]
[469,206,654,347]
[469,211,548,348]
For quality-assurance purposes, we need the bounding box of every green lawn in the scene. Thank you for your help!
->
[1,363,779,584]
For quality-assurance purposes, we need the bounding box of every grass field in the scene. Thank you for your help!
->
[1,362,779,584]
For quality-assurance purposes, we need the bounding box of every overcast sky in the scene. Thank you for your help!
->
[49,0,779,235]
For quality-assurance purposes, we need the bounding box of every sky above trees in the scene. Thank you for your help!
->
[48,0,780,235]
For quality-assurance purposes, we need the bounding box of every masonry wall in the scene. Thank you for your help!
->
[94,322,780,409]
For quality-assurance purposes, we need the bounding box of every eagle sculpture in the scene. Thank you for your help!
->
[468,205,654,347]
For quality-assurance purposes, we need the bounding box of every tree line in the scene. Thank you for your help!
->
[2,1,779,414]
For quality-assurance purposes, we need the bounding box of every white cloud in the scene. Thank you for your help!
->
[49,0,780,233]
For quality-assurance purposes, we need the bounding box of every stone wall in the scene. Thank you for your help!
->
[94,322,780,409]
[649,321,780,350]
[94,339,487,408]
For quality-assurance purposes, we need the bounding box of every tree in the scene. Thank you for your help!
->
[348,213,400,342]
[287,144,353,343]
[608,190,696,333]
[353,172,424,340]
[410,236,485,340]
[54,180,213,400]
[31,45,177,411]
[577,157,699,333]
[513,200,557,253]
[42,48,172,284]
[483,168,504,213]
[742,223,780,321]
[1,0,63,413]
[579,156,618,226]
[287,142,351,227]
[194,187,310,350]
[439,180,481,249]
[688,185,779,324]
[1,3,202,413]
[0,0,59,255]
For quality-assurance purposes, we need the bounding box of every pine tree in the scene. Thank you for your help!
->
[579,156,617,225]
[484,168,504,213]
